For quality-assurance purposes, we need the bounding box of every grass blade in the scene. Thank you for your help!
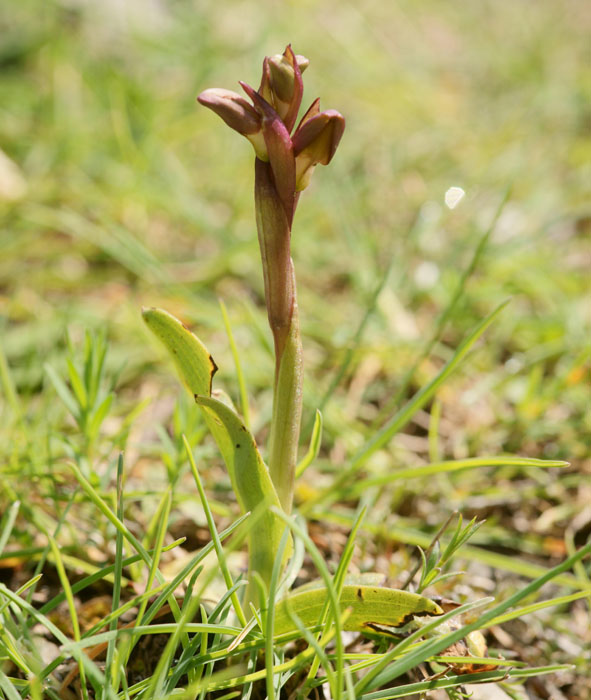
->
[103,454,124,697]
[47,535,89,700]
[357,539,591,692]
[347,456,568,495]
[44,363,79,419]
[296,409,323,479]
[184,434,247,626]
[358,664,572,700]
[353,300,510,468]
[311,300,510,509]
[0,501,20,557]
[372,188,510,428]
[219,299,251,430]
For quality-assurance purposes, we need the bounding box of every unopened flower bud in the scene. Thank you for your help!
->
[292,108,345,190]
[198,88,259,134]
[266,46,305,132]
[198,46,344,193]
[197,88,268,160]
[268,54,297,104]
[259,48,307,117]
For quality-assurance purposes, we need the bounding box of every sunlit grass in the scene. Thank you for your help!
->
[1,0,590,697]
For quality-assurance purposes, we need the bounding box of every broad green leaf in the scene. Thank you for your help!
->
[142,307,291,585]
[274,584,443,636]
[304,520,371,692]
[142,307,217,397]
[195,395,292,577]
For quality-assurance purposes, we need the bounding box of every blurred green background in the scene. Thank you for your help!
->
[1,0,591,690]
[2,0,589,462]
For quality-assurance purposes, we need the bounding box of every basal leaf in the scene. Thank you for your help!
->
[195,394,292,577]
[142,307,292,585]
[142,307,217,397]
[274,584,443,637]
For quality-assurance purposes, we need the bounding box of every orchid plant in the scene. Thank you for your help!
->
[130,45,582,696]
[142,40,559,624]
[143,46,345,604]
[198,46,345,513]
[142,49,450,648]
[143,46,492,629]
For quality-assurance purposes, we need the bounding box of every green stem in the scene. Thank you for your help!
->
[254,158,303,513]
[268,294,303,512]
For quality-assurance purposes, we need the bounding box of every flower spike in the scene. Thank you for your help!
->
[240,81,297,224]
[197,47,344,514]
